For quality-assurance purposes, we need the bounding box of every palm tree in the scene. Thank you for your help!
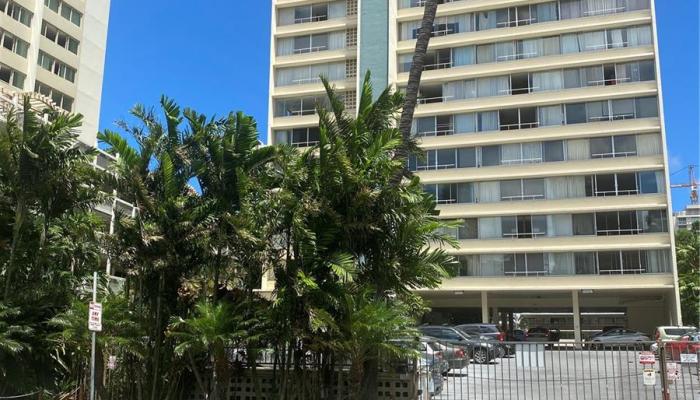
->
[267,73,456,399]
[398,0,438,142]
[168,300,251,400]
[0,97,103,300]
[99,97,209,400]
[0,304,32,380]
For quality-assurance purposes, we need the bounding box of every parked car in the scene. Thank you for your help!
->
[418,325,497,364]
[526,327,561,343]
[424,337,470,371]
[507,329,527,342]
[663,331,700,360]
[455,323,512,358]
[587,328,650,348]
[391,337,445,396]
[651,326,697,355]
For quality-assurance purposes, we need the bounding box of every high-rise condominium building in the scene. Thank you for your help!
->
[267,0,680,339]
[0,0,110,146]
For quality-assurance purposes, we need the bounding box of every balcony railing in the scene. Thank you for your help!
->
[294,15,327,24]
[417,95,453,104]
[583,6,626,16]
[499,121,540,130]
[293,45,328,54]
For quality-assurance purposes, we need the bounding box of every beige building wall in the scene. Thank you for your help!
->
[0,0,111,146]
[266,0,680,331]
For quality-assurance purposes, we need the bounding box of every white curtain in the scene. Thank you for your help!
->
[453,46,476,66]
[646,250,669,273]
[464,80,477,99]
[327,62,346,81]
[627,0,650,11]
[329,31,346,50]
[328,1,346,18]
[276,67,297,86]
[581,31,606,50]
[533,71,564,92]
[478,217,502,239]
[522,142,543,162]
[501,144,522,164]
[539,105,564,126]
[278,8,295,25]
[549,253,575,275]
[560,0,583,19]
[584,0,617,15]
[452,13,473,33]
[443,81,464,100]
[548,214,573,236]
[480,255,504,276]
[521,39,541,59]
[536,2,558,22]
[567,139,590,160]
[478,111,499,131]
[496,42,516,61]
[541,37,562,56]
[561,34,582,53]
[455,113,477,134]
[628,26,652,46]
[478,181,501,203]
[546,176,586,199]
[636,133,662,155]
[274,130,289,145]
[608,29,625,48]
[476,44,495,63]
[477,11,497,30]
[398,53,413,72]
[400,21,421,40]
[276,38,294,56]
[477,76,510,97]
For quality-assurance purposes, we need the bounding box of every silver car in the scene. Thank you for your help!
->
[587,328,650,349]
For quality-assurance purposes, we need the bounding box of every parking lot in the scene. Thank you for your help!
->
[430,346,700,400]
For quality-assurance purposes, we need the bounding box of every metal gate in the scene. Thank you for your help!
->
[419,341,700,400]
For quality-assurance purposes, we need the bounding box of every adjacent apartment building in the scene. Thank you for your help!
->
[0,0,134,277]
[0,0,109,146]
[267,0,680,339]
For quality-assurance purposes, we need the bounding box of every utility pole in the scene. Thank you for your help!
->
[88,272,102,400]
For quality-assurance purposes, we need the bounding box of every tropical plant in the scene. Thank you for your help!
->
[676,227,699,327]
[168,300,253,400]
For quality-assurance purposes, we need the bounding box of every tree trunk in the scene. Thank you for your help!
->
[4,197,26,300]
[187,352,208,399]
[150,271,165,400]
[397,0,438,152]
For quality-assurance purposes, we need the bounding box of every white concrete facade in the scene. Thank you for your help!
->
[0,0,111,146]
[267,0,681,335]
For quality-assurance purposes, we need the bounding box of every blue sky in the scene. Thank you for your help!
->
[99,0,699,211]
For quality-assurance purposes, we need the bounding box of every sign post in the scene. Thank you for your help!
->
[88,272,102,400]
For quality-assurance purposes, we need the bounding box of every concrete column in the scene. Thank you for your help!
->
[481,292,489,323]
[572,290,582,345]
[491,307,499,324]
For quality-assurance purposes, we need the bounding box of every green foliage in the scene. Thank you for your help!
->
[0,79,455,399]
[676,227,699,327]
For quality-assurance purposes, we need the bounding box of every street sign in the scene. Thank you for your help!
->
[666,362,680,381]
[643,368,656,386]
[88,302,102,332]
[680,353,698,364]
[639,351,656,365]
[107,355,117,370]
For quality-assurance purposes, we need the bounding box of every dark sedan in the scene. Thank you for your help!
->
[418,325,498,364]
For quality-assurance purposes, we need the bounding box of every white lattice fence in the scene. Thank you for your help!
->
[188,369,418,400]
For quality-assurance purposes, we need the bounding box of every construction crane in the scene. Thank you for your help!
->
[670,164,698,205]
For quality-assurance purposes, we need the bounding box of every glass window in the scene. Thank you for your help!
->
[596,212,619,235]
[595,174,616,196]
[457,147,477,168]
[639,210,667,233]
[638,171,659,193]
[459,219,478,239]
[476,44,495,63]
[635,97,658,118]
[563,68,582,89]
[638,60,656,81]
[565,103,587,124]
[617,173,638,194]
[573,214,595,235]
[611,99,635,119]
[590,137,613,158]
[523,179,545,198]
[598,251,621,273]
[501,216,517,237]
[527,253,546,273]
[500,180,522,200]
[614,135,637,156]
[294,36,311,52]
[532,215,547,236]
[575,252,597,274]
[543,140,564,162]
[437,149,456,168]
[621,251,644,273]
[481,146,501,167]
[456,183,475,203]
